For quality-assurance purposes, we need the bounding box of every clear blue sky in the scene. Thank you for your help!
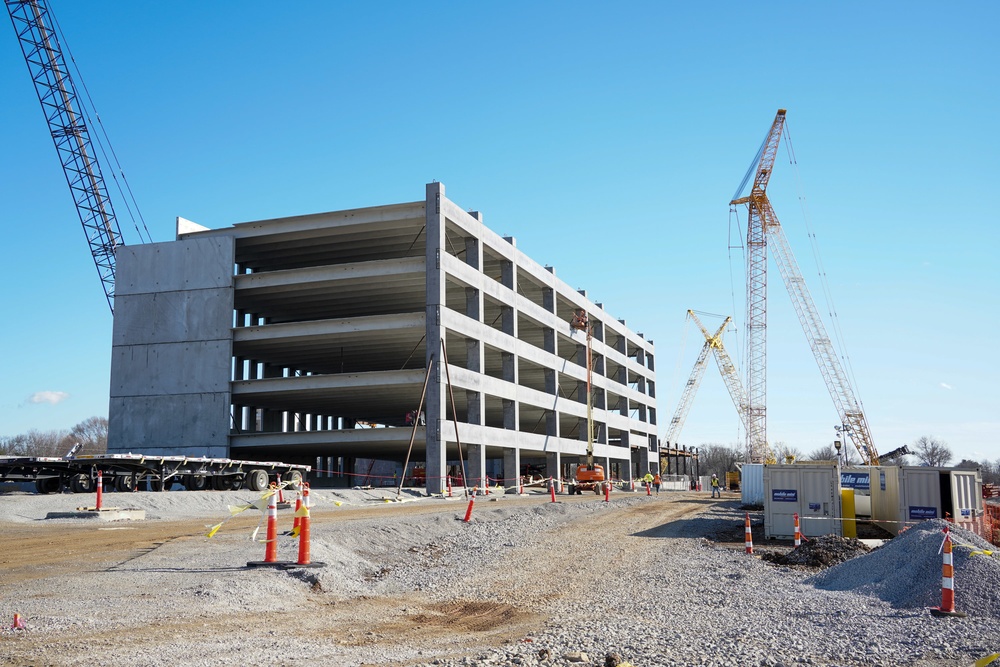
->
[1,1,996,464]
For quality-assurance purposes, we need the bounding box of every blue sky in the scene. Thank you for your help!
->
[1,1,996,464]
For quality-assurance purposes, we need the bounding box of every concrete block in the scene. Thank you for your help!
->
[112,288,233,346]
[110,340,233,395]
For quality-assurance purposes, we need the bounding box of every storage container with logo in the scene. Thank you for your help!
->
[763,462,842,539]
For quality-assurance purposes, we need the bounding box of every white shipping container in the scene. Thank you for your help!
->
[872,466,983,535]
[764,463,842,539]
[741,463,764,506]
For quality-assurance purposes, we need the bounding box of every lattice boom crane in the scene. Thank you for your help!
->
[7,0,124,313]
[730,109,878,465]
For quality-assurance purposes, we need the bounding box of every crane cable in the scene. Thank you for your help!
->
[782,121,867,415]
[49,2,152,245]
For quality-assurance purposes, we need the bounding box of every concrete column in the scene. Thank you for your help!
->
[503,448,520,490]
[545,451,561,489]
[467,443,487,489]
[467,391,483,425]
[639,445,653,475]
[465,286,482,322]
[465,236,482,271]
[467,339,482,373]
[542,286,555,313]
[503,399,517,431]
[425,182,448,495]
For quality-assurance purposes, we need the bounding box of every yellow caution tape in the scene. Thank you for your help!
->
[205,522,223,538]
[294,504,309,518]
[973,652,999,667]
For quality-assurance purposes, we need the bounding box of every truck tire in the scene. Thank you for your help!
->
[150,476,170,492]
[212,475,240,491]
[35,477,61,494]
[184,475,209,491]
[285,469,303,490]
[247,469,269,492]
[70,473,94,494]
[115,473,139,492]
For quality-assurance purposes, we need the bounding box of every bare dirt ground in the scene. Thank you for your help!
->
[0,488,715,666]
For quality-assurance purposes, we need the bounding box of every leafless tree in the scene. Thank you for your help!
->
[696,443,743,478]
[771,441,804,464]
[69,416,108,455]
[22,428,72,457]
[911,436,953,467]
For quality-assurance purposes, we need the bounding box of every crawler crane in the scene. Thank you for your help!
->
[730,109,878,465]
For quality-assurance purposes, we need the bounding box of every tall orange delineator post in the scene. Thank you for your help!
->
[930,527,967,618]
[794,513,801,547]
[550,477,556,503]
[11,613,26,630]
[463,487,477,522]
[96,470,103,511]
[264,493,279,563]
[296,484,311,565]
[291,490,302,535]
[745,513,754,555]
[604,481,610,502]
[283,482,324,569]
[646,482,651,496]
[447,475,453,498]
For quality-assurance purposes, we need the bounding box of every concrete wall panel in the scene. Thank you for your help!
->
[112,288,234,346]
[108,394,230,458]
[115,237,234,296]
[110,341,233,395]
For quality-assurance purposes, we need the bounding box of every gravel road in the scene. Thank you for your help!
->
[1,487,998,667]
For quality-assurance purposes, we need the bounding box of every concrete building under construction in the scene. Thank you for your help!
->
[108,183,657,493]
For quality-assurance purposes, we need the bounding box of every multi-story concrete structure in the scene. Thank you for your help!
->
[108,183,657,493]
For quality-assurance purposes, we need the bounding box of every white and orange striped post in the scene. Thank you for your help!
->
[11,613,26,631]
[484,477,490,496]
[95,470,103,511]
[276,475,285,504]
[447,475,453,498]
[550,477,557,503]
[930,527,967,618]
[295,484,312,565]
[745,513,754,555]
[794,513,801,547]
[264,492,279,563]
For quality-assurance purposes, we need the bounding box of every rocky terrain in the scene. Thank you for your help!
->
[1,487,998,666]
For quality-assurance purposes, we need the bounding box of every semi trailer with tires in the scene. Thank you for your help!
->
[0,454,309,494]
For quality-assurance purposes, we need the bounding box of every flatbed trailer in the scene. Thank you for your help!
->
[0,454,310,495]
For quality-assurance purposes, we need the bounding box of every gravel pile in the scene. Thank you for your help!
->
[809,519,1000,618]
[763,534,872,568]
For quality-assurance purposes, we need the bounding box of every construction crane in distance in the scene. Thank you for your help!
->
[7,0,126,313]
[662,313,729,456]
[730,109,879,465]
[687,310,776,465]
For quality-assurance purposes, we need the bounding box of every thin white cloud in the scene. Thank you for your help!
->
[939,382,953,390]
[28,391,70,405]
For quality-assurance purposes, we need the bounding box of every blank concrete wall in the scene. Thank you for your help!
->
[108,237,235,458]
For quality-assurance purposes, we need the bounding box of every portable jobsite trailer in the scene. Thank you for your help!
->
[840,468,873,516]
[763,462,842,539]
[870,465,984,535]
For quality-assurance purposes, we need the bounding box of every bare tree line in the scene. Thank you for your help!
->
[692,435,1000,485]
[0,417,108,458]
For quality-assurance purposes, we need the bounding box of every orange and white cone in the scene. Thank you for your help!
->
[931,527,967,617]
[550,478,557,503]
[646,481,651,496]
[447,475,453,498]
[11,613,26,630]
[276,475,285,504]
[745,513,754,555]
[794,513,801,547]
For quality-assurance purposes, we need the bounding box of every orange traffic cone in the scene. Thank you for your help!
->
[11,613,26,630]
[549,478,556,503]
[247,491,287,568]
[464,487,477,522]
[745,513,754,554]
[794,513,801,547]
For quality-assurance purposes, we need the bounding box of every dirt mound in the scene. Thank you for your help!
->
[763,534,871,568]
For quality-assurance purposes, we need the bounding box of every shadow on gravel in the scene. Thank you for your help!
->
[631,500,749,540]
